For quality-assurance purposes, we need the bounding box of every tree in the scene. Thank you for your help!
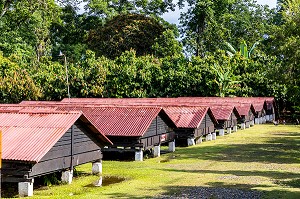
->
[84,0,175,18]
[0,52,42,102]
[50,5,103,63]
[87,13,165,59]
[0,0,60,63]
[271,0,300,107]
[151,29,183,58]
[179,0,273,57]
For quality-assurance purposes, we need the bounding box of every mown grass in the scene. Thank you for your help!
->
[5,124,300,198]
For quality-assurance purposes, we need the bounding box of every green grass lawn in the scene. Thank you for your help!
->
[8,124,300,198]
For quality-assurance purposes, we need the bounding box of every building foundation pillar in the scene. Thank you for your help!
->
[196,136,202,144]
[135,149,143,161]
[219,129,225,136]
[240,123,246,130]
[153,145,161,157]
[212,132,217,140]
[206,134,212,141]
[266,115,270,122]
[187,137,195,146]
[233,126,238,132]
[227,127,232,134]
[168,141,175,152]
[246,122,251,128]
[62,169,73,184]
[92,161,102,175]
[94,176,103,187]
[19,179,34,197]
[255,118,260,124]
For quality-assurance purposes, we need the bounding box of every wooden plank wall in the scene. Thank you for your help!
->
[199,113,215,135]
[29,122,102,177]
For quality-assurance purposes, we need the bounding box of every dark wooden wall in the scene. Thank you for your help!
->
[29,121,103,177]
[105,115,175,151]
[223,112,238,128]
[199,113,215,135]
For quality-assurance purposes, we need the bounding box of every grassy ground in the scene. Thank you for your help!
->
[6,124,300,198]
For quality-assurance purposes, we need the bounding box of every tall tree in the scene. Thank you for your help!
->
[0,0,60,63]
[272,0,300,107]
[87,13,165,59]
[84,0,175,18]
[50,5,103,63]
[179,0,273,57]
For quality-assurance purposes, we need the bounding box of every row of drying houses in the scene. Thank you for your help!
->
[0,97,276,197]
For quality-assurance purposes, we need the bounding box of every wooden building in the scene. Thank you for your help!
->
[208,106,240,135]
[264,97,276,122]
[18,103,177,161]
[60,99,218,147]
[162,106,217,146]
[0,110,112,197]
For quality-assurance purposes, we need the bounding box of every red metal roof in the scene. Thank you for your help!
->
[163,106,210,128]
[0,111,81,163]
[0,109,112,163]
[56,106,164,137]
[209,106,236,120]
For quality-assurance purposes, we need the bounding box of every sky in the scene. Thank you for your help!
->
[163,0,278,25]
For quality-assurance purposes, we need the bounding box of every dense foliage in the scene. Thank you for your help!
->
[0,0,299,113]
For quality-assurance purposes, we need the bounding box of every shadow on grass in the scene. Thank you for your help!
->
[84,175,126,187]
[158,168,300,182]
[169,131,300,164]
[275,178,300,188]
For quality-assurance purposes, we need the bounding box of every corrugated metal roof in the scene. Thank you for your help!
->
[209,106,235,120]
[56,106,163,137]
[0,111,82,163]
[0,109,113,163]
[163,106,209,128]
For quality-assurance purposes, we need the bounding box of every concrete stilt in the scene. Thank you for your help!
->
[241,123,246,130]
[227,127,232,134]
[212,132,217,140]
[233,126,238,132]
[196,136,202,144]
[206,134,212,141]
[241,122,246,130]
[62,169,73,184]
[135,149,143,161]
[250,120,255,126]
[262,116,266,123]
[187,138,195,146]
[255,118,260,124]
[266,115,270,122]
[19,179,34,197]
[168,141,175,152]
[246,122,250,128]
[219,129,225,136]
[94,176,103,187]
[92,161,102,175]
[153,145,161,157]
[259,117,263,124]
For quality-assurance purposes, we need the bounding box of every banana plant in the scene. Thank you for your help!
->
[225,41,260,58]
[210,63,240,97]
